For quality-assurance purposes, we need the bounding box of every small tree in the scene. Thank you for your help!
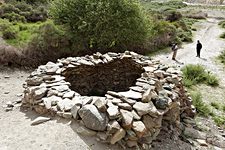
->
[50,0,148,51]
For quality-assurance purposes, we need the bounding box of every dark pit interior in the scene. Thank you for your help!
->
[63,58,144,96]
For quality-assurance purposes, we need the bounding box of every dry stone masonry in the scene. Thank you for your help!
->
[22,51,196,148]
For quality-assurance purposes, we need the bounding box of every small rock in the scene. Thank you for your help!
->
[110,128,126,144]
[131,110,141,120]
[15,99,22,103]
[132,121,147,138]
[154,70,164,78]
[63,91,75,99]
[16,93,23,97]
[31,116,51,125]
[184,127,206,139]
[118,103,132,110]
[71,105,81,120]
[5,107,13,112]
[107,105,120,119]
[196,139,208,147]
[126,130,138,141]
[107,120,121,134]
[33,87,48,100]
[133,101,158,117]
[79,104,109,131]
[6,101,14,107]
[4,91,10,94]
[97,132,108,141]
[4,75,10,78]
[63,112,72,119]
[77,126,97,136]
[127,140,137,148]
[119,90,142,100]
[57,98,75,111]
[94,97,107,112]
[120,109,133,129]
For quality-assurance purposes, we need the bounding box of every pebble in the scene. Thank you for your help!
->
[4,76,10,78]
[31,116,51,125]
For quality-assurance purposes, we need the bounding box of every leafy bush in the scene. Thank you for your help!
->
[190,91,211,116]
[165,9,182,22]
[219,20,225,28]
[211,102,220,110]
[182,64,219,87]
[223,105,225,112]
[4,12,26,22]
[50,0,149,51]
[2,26,18,39]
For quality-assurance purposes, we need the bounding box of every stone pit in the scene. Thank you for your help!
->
[22,51,195,148]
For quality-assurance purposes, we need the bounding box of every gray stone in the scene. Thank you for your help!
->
[155,96,169,110]
[111,98,123,104]
[132,121,147,138]
[78,104,108,131]
[57,98,75,111]
[154,70,164,78]
[120,109,133,129]
[107,120,121,134]
[63,112,72,119]
[142,115,162,130]
[71,105,80,119]
[127,140,138,148]
[94,97,107,112]
[77,126,97,136]
[96,132,108,141]
[52,85,69,92]
[142,88,154,103]
[43,95,62,109]
[184,127,206,139]
[121,98,136,105]
[33,87,47,100]
[119,90,142,100]
[131,110,141,120]
[129,86,144,93]
[118,103,132,110]
[26,76,43,86]
[107,105,120,119]
[31,116,51,125]
[110,128,126,144]
[133,101,158,117]
[126,130,138,141]
[63,91,75,99]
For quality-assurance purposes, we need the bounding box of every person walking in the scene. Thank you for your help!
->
[171,43,178,61]
[196,40,202,58]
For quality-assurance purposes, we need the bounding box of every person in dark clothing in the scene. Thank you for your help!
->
[196,40,202,58]
[171,43,178,60]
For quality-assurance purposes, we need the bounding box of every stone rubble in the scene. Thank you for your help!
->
[22,51,196,148]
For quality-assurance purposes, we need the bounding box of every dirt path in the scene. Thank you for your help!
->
[155,18,225,86]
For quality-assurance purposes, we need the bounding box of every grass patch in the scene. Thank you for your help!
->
[0,19,47,47]
[218,50,225,65]
[213,115,225,128]
[182,64,219,87]
[223,105,225,112]
[210,102,220,110]
[190,91,211,117]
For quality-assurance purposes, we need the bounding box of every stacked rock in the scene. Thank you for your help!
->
[22,51,195,148]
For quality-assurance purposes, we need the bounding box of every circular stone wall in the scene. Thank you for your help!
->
[22,51,196,149]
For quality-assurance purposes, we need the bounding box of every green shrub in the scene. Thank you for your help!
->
[219,20,225,28]
[0,18,13,31]
[182,64,219,87]
[2,26,18,39]
[213,116,225,128]
[210,102,220,110]
[223,105,225,112]
[220,32,225,39]
[165,9,182,22]
[190,91,211,116]
[4,12,26,22]
[50,0,149,51]
[219,50,225,65]
[205,73,219,86]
